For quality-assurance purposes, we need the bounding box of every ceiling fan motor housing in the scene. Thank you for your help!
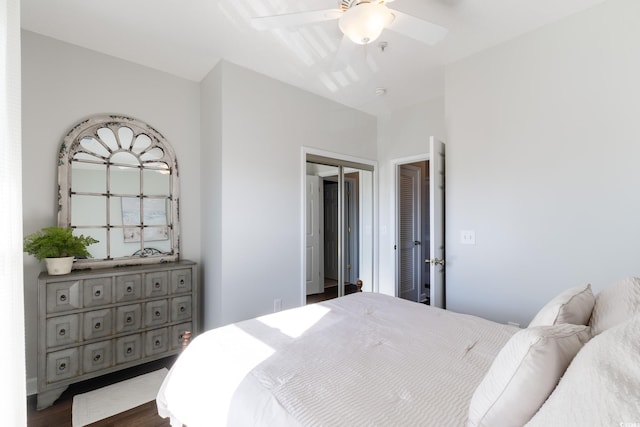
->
[340,0,382,11]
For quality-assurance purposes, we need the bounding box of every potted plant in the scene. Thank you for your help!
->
[23,226,99,275]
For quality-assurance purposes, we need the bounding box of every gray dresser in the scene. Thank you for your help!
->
[36,260,198,409]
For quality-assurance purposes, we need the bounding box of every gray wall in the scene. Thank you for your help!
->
[376,98,446,296]
[444,0,640,326]
[201,61,378,328]
[21,31,201,386]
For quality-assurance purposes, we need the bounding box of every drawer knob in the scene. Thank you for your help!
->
[154,310,161,317]
[94,289,101,297]
[126,347,133,354]
[94,322,101,330]
[58,363,66,371]
[126,316,133,324]
[59,294,67,302]
[155,339,161,347]
[126,286,133,293]
[59,329,66,336]
[93,354,101,362]
[179,279,185,285]
[180,306,186,313]
[154,282,160,289]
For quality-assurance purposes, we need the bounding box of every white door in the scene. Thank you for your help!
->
[324,181,339,281]
[306,175,323,295]
[398,165,421,302]
[344,179,358,285]
[428,137,446,308]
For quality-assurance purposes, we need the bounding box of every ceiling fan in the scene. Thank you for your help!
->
[251,0,448,47]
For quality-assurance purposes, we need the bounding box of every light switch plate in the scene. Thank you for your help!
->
[461,230,476,245]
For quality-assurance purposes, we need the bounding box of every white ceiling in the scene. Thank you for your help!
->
[21,0,607,117]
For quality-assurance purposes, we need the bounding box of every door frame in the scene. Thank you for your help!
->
[301,147,378,306]
[392,154,430,300]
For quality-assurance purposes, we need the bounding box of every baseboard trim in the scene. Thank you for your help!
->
[27,377,37,396]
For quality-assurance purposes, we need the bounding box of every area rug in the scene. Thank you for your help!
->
[72,368,168,427]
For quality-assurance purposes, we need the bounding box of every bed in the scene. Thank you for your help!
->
[157,279,640,427]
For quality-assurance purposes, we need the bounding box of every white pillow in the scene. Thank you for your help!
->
[526,315,640,426]
[590,277,640,336]
[528,284,595,327]
[467,324,591,427]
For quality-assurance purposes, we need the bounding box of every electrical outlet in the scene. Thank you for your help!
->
[273,298,282,312]
[460,230,476,245]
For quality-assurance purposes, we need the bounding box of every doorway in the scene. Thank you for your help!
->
[395,138,446,307]
[304,152,375,304]
[398,161,430,304]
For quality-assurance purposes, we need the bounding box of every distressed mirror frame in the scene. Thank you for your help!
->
[58,114,180,269]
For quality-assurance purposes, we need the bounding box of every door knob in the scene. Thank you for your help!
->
[426,258,445,266]
[414,241,421,245]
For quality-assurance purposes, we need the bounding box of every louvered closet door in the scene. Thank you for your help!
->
[399,165,421,302]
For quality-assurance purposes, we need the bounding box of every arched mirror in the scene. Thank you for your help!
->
[58,114,180,268]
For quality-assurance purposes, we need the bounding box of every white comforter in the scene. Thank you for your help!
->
[157,292,517,426]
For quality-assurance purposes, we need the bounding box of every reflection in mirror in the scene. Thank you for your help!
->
[117,126,134,150]
[78,228,108,259]
[110,166,140,195]
[111,151,139,166]
[71,195,106,226]
[132,134,152,153]
[59,115,180,268]
[143,169,170,196]
[71,163,106,193]
[80,136,110,158]
[97,127,119,151]
[305,157,374,304]
[141,147,164,162]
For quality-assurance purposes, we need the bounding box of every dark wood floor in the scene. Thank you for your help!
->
[306,282,361,304]
[28,356,176,427]
[306,284,338,304]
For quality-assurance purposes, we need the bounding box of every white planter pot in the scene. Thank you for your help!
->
[45,257,74,275]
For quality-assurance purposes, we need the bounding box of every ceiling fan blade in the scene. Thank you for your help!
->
[386,9,447,45]
[251,9,342,31]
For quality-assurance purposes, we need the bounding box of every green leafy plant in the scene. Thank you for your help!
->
[23,226,99,261]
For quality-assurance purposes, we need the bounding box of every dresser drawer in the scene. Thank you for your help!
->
[115,274,142,302]
[170,269,191,293]
[46,314,80,348]
[116,334,142,364]
[145,271,168,298]
[83,340,113,373]
[145,300,169,327]
[46,281,81,313]
[83,308,113,341]
[145,328,169,356]
[115,304,142,333]
[171,322,193,350]
[171,296,192,322]
[46,348,79,383]
[83,277,112,308]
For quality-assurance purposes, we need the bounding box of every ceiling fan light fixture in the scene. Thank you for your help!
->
[339,2,393,45]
